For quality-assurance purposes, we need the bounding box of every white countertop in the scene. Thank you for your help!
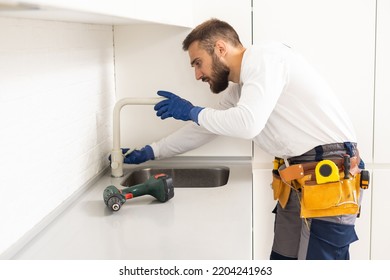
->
[12,158,253,260]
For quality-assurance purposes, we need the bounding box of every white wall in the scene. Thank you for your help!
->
[0,17,115,256]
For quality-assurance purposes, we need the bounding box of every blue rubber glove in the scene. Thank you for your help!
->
[154,90,204,123]
[124,145,155,164]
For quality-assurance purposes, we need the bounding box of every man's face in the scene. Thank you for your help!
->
[188,41,230,93]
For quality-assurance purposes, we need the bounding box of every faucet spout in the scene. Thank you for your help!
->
[111,97,163,177]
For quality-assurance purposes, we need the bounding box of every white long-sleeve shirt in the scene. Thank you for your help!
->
[151,42,357,159]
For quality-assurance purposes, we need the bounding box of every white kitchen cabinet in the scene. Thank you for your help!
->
[373,0,390,163]
[252,169,276,259]
[371,169,390,259]
[0,0,194,26]
[192,0,252,47]
[349,170,372,259]
[370,0,390,260]
[252,0,375,259]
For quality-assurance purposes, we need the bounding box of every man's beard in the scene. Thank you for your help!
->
[208,54,230,94]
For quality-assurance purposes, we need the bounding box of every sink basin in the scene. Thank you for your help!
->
[121,166,230,188]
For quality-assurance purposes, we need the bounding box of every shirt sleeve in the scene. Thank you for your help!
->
[197,48,288,140]
[150,122,218,159]
[150,86,239,159]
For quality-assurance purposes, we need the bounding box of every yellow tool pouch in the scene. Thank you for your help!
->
[275,156,368,218]
[298,173,361,218]
[271,172,291,209]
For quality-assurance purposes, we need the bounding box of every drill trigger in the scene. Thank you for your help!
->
[154,173,168,179]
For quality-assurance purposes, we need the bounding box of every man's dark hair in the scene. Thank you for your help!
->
[182,18,243,54]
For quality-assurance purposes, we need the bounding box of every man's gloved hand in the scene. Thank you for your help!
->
[123,145,155,164]
[109,146,155,165]
[154,90,204,123]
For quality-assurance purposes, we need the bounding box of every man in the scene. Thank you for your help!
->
[121,19,365,260]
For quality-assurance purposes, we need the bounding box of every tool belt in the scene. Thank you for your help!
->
[271,156,369,218]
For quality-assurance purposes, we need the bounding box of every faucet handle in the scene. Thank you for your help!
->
[111,161,119,169]
[110,149,124,177]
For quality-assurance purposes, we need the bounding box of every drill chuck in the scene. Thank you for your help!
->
[107,196,122,211]
[103,185,126,211]
[103,174,174,211]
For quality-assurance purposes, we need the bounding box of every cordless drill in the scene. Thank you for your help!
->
[103,173,174,211]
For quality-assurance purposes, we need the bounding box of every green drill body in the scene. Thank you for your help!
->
[103,174,174,211]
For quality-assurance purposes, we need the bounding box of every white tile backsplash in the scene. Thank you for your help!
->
[0,17,115,255]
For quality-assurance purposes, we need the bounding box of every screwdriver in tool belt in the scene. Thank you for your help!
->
[343,154,350,179]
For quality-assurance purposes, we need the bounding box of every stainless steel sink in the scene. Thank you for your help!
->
[121,166,230,188]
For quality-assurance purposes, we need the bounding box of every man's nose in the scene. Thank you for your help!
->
[195,69,203,80]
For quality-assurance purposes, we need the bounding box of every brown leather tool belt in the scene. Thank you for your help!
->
[278,156,360,185]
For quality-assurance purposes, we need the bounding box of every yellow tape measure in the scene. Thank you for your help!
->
[315,160,340,184]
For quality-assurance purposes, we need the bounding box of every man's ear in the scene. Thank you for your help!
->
[214,40,228,57]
